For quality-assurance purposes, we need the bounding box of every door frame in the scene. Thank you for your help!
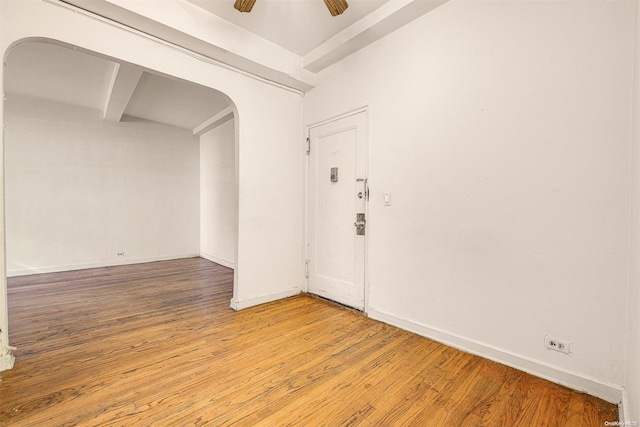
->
[303,106,370,312]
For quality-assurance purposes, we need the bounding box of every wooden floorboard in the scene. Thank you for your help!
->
[0,257,618,426]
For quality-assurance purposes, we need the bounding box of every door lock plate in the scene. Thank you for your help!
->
[354,213,366,236]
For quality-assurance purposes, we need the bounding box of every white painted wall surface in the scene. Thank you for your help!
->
[626,0,640,421]
[0,0,304,360]
[0,0,9,372]
[304,0,633,402]
[4,95,200,275]
[232,86,304,309]
[200,119,236,268]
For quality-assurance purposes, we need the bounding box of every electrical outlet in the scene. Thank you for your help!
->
[117,252,125,257]
[545,336,570,354]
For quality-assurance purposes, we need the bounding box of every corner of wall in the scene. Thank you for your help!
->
[229,288,302,311]
[626,0,640,422]
[620,387,630,424]
[200,252,235,269]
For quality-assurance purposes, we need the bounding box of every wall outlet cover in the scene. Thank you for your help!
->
[544,335,571,354]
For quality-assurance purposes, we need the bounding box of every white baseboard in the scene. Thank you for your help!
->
[367,307,623,405]
[199,252,235,269]
[230,288,301,311]
[7,254,200,277]
[0,353,15,372]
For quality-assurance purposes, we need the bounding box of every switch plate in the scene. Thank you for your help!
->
[384,192,391,206]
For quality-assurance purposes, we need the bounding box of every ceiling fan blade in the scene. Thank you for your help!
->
[234,0,256,13]
[234,0,347,16]
[323,0,349,16]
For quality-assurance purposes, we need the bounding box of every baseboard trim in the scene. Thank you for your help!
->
[199,252,235,269]
[7,254,200,277]
[367,307,623,405]
[0,353,15,372]
[230,288,301,311]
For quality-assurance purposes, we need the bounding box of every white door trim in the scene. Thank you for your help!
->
[307,105,369,131]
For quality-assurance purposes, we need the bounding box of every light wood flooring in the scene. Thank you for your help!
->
[0,257,618,426]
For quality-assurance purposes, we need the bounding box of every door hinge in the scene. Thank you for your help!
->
[305,259,310,278]
[306,137,311,155]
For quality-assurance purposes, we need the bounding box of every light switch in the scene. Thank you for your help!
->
[384,192,391,206]
[330,167,338,183]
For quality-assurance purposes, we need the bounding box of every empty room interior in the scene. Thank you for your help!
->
[1,0,639,425]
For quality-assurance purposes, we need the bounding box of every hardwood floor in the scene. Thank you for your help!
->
[0,258,618,426]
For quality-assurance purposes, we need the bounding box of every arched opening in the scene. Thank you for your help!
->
[1,39,240,365]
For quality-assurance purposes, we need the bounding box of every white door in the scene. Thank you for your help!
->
[306,111,367,310]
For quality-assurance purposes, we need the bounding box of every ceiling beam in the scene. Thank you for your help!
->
[193,107,234,136]
[304,0,449,73]
[103,62,144,122]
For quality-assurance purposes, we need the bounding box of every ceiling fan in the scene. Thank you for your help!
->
[234,0,349,16]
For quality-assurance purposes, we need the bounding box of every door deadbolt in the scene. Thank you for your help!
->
[354,213,366,236]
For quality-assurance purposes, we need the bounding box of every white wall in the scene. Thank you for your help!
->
[0,0,304,363]
[232,87,304,309]
[200,119,236,268]
[304,0,634,402]
[626,0,640,421]
[4,95,200,275]
[0,0,8,371]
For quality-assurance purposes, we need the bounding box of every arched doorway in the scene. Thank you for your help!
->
[1,39,240,368]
